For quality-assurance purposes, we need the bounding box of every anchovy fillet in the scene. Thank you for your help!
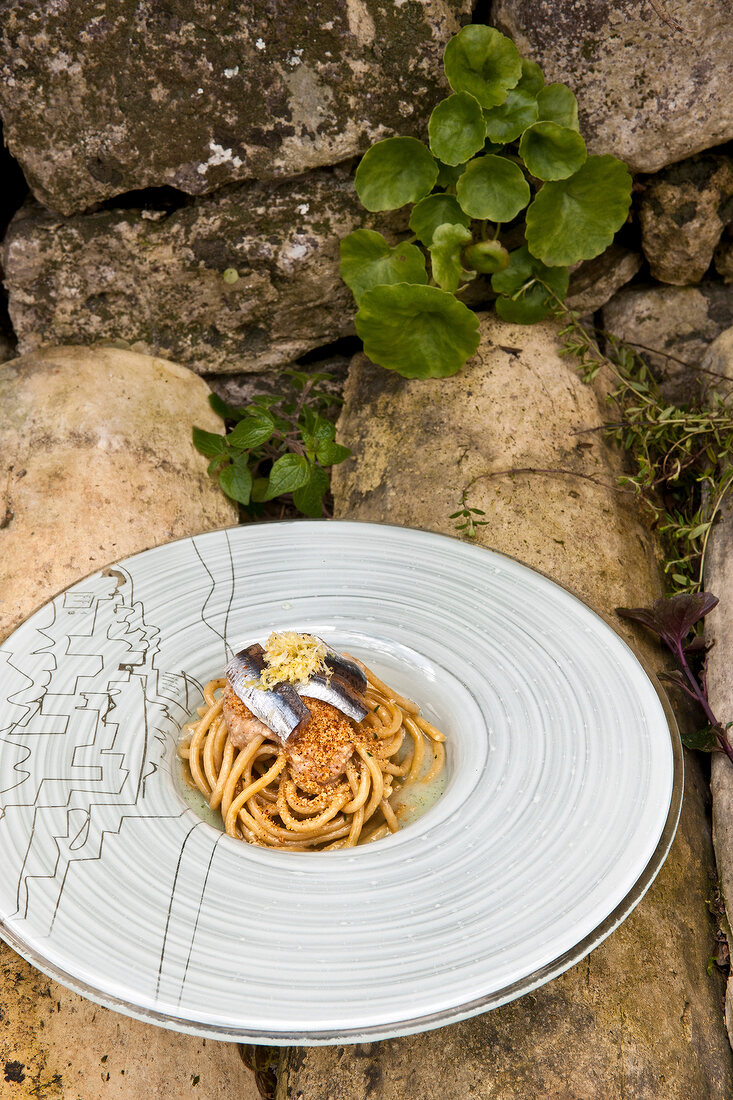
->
[294,673,368,723]
[225,645,309,741]
[321,647,368,694]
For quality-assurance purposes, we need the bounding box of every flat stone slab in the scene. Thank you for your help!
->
[492,0,733,174]
[279,318,733,1098]
[0,0,470,215]
[3,173,400,374]
[0,346,255,1100]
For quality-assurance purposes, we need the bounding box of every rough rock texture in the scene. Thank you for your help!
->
[717,232,733,283]
[278,318,733,1099]
[0,0,470,215]
[703,327,733,1043]
[0,346,253,1097]
[0,345,237,658]
[639,156,733,285]
[492,0,733,174]
[3,173,398,374]
[602,283,733,403]
[565,244,642,313]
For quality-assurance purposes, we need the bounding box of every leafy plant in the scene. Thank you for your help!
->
[617,593,733,761]
[341,23,632,379]
[193,371,350,518]
[552,302,733,594]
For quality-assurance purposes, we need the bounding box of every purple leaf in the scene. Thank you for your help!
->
[617,592,719,651]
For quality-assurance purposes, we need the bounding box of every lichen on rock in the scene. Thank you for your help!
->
[2,172,407,374]
[0,0,471,215]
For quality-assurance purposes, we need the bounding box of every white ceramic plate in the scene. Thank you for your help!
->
[0,521,681,1044]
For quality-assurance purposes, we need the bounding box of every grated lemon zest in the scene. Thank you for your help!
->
[257,631,329,689]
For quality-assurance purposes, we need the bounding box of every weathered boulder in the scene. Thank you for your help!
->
[565,244,642,313]
[0,0,470,216]
[702,326,733,1041]
[639,156,733,285]
[278,319,733,1098]
[0,345,237,637]
[602,283,733,402]
[492,0,733,174]
[717,232,733,283]
[0,345,252,1098]
[3,173,391,374]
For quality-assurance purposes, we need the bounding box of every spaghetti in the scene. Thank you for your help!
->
[179,659,446,850]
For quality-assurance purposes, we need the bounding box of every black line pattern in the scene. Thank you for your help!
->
[0,560,223,1007]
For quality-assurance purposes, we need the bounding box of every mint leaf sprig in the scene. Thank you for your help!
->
[193,371,350,518]
[340,23,633,381]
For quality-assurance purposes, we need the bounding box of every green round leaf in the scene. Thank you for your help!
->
[293,465,330,518]
[517,58,544,96]
[355,137,438,211]
[227,409,275,450]
[491,244,569,323]
[519,122,587,181]
[429,223,474,292]
[409,194,471,246]
[483,87,539,143]
[443,25,522,109]
[219,458,253,505]
[463,239,510,274]
[525,154,633,266]
[428,92,486,166]
[262,454,311,500]
[192,427,227,458]
[537,83,579,131]
[355,283,480,379]
[340,229,428,304]
[436,160,467,188]
[456,155,531,222]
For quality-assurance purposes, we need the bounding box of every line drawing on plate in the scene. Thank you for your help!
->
[0,567,202,964]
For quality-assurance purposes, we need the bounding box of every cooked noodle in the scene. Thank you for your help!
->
[179,660,446,850]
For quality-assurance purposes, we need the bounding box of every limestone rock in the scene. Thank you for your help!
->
[703,327,733,1043]
[279,318,733,1098]
[639,156,733,285]
[0,0,470,216]
[0,346,253,1096]
[602,283,733,403]
[492,0,733,174]
[716,232,733,283]
[565,244,642,313]
[0,344,237,645]
[3,173,393,374]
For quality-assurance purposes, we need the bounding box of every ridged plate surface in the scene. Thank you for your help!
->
[0,521,680,1043]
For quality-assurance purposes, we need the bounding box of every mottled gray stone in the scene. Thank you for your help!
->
[492,0,733,174]
[602,283,733,403]
[0,0,471,215]
[278,317,733,1099]
[639,156,733,285]
[3,172,396,374]
[565,245,642,313]
[703,327,733,1044]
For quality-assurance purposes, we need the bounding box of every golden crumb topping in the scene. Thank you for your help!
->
[256,631,329,689]
[287,697,357,785]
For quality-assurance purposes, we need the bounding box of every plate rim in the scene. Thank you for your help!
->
[0,518,683,1043]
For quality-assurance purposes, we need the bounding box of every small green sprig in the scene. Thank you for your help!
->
[340,23,633,380]
[193,371,350,518]
[450,497,489,538]
[551,299,733,594]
